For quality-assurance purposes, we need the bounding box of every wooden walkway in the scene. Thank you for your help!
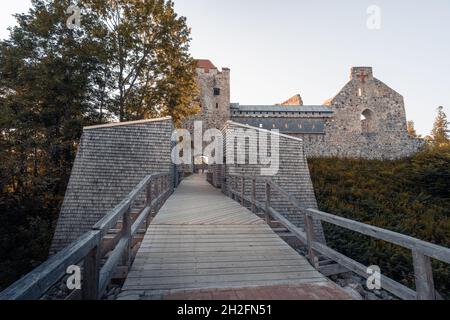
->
[118,174,352,300]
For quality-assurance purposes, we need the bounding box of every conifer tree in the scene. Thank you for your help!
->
[431,106,449,146]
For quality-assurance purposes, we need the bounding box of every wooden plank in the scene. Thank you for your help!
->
[132,255,309,265]
[265,182,271,224]
[0,230,100,300]
[305,214,319,268]
[268,207,307,244]
[412,250,436,300]
[130,259,311,270]
[93,173,170,233]
[318,264,350,277]
[307,209,450,265]
[127,265,317,278]
[251,179,256,213]
[122,277,328,292]
[124,271,325,286]
[118,174,339,300]
[121,207,132,268]
[82,246,99,300]
[99,237,129,297]
[311,241,417,300]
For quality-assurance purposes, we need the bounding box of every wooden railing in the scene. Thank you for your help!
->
[226,173,450,300]
[0,173,173,300]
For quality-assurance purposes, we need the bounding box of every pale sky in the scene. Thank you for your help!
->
[2,0,449,136]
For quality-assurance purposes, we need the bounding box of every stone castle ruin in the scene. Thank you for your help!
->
[191,60,423,159]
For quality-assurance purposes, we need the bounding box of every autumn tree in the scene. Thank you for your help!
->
[0,0,111,286]
[407,120,419,138]
[431,106,449,147]
[83,0,199,125]
[0,0,198,287]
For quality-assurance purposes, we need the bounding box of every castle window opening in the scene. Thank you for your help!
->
[358,88,362,97]
[361,109,376,133]
[216,103,219,109]
[213,88,220,96]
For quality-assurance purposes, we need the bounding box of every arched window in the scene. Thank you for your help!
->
[361,109,376,133]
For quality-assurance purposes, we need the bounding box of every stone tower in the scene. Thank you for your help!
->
[194,59,231,130]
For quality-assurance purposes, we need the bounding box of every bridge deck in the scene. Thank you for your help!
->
[118,174,352,300]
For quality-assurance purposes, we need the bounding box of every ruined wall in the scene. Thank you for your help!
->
[278,94,304,106]
[195,62,423,160]
[292,67,424,159]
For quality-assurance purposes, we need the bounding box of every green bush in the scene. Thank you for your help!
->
[308,145,450,299]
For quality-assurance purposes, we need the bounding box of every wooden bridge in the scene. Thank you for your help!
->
[1,172,450,300]
[118,174,349,300]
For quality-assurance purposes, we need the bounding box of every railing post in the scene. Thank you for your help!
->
[82,245,99,300]
[265,182,271,224]
[121,206,132,268]
[241,177,245,206]
[230,176,235,200]
[235,176,238,199]
[146,179,153,229]
[251,179,256,213]
[412,250,436,300]
[305,211,319,268]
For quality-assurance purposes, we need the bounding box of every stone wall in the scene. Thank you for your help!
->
[296,67,424,159]
[184,61,231,132]
[228,67,424,160]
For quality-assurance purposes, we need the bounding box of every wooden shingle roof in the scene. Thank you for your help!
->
[50,117,174,254]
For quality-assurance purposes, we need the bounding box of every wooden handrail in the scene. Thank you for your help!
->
[226,173,450,300]
[0,172,173,300]
[306,209,450,265]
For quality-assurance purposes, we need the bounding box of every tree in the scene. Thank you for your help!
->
[82,0,199,125]
[0,0,199,287]
[0,0,111,287]
[407,120,419,138]
[431,106,449,147]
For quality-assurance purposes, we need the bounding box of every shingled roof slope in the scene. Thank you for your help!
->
[50,117,174,254]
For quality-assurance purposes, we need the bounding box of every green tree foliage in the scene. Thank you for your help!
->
[0,0,109,288]
[0,0,198,289]
[309,146,450,299]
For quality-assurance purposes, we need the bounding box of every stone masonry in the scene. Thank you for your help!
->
[184,60,231,132]
[194,60,424,160]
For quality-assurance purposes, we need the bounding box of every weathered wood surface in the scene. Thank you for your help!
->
[118,175,342,300]
[0,173,172,300]
[226,174,450,300]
